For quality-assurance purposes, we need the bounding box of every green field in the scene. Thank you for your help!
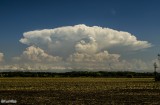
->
[0,78,160,105]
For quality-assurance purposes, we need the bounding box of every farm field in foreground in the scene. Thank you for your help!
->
[0,78,160,105]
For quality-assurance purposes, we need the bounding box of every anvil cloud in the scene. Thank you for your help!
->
[0,25,153,71]
[20,24,151,58]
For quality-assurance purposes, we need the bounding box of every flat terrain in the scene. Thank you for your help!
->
[0,78,160,105]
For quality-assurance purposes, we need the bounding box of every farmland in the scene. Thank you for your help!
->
[0,78,160,105]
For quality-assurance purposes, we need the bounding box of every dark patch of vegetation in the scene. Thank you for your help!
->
[0,71,155,78]
[155,73,160,81]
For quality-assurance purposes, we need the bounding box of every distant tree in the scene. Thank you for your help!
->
[0,73,2,77]
[127,74,133,78]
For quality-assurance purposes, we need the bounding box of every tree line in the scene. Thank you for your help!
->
[0,71,155,78]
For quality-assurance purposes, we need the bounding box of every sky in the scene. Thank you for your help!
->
[0,0,160,72]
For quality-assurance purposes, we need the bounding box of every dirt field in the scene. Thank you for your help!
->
[0,78,160,105]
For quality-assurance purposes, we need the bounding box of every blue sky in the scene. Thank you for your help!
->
[0,0,160,71]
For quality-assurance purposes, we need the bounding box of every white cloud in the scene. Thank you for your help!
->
[67,51,120,62]
[13,46,62,63]
[1,24,151,71]
[0,52,4,63]
[20,24,151,58]
[113,59,152,71]
[0,64,67,72]
[75,37,98,54]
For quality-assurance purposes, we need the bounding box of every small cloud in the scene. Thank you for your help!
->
[0,52,4,63]
[13,46,62,63]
